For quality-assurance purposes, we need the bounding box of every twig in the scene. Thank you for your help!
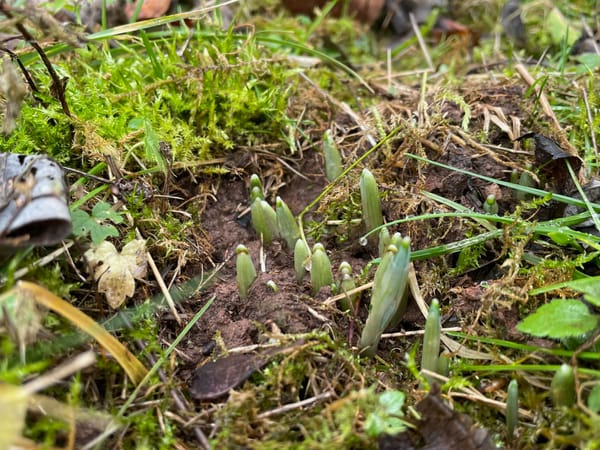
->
[257,391,333,419]
[22,351,96,395]
[146,249,182,325]
[0,2,71,117]
[409,12,433,71]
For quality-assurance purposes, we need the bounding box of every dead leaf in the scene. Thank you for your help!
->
[517,132,583,198]
[191,343,305,401]
[84,239,147,308]
[415,385,497,450]
[0,383,28,449]
[281,0,384,26]
[191,353,270,401]
[125,0,171,20]
[0,58,27,136]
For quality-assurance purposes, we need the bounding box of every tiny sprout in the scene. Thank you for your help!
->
[251,198,279,245]
[506,379,518,439]
[360,168,383,234]
[294,238,310,282]
[276,196,300,249]
[378,227,391,258]
[421,299,441,387]
[311,243,334,295]
[516,166,536,201]
[551,363,576,407]
[249,174,264,200]
[338,261,358,312]
[250,186,263,203]
[483,194,498,215]
[266,280,279,293]
[323,129,343,181]
[236,244,257,299]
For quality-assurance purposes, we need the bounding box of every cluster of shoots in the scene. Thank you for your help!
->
[240,174,340,298]
[249,174,300,247]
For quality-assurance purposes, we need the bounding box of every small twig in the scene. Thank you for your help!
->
[580,86,598,163]
[381,327,462,339]
[146,249,182,325]
[22,351,96,396]
[0,2,71,116]
[257,391,333,419]
[0,46,39,93]
[409,12,433,71]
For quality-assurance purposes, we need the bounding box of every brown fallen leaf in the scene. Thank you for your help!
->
[191,353,270,401]
[415,385,498,450]
[0,58,27,136]
[191,343,305,401]
[281,0,385,26]
[125,0,171,21]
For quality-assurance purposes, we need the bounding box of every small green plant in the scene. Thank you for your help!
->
[294,238,310,282]
[71,201,124,245]
[364,390,409,437]
[251,198,279,245]
[276,196,300,249]
[236,244,257,299]
[337,261,358,312]
[421,298,441,387]
[506,379,519,439]
[323,130,342,182]
[551,363,576,407]
[483,194,498,214]
[250,174,265,200]
[360,168,383,235]
[378,226,390,258]
[359,234,411,356]
[310,243,334,294]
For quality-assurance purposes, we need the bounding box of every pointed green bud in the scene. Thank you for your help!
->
[360,168,383,234]
[323,130,343,181]
[378,227,391,258]
[483,194,498,215]
[250,174,264,200]
[311,243,334,295]
[338,261,358,312]
[276,196,300,249]
[236,244,257,299]
[516,165,535,201]
[359,236,411,356]
[251,198,278,245]
[551,363,576,407]
[437,353,450,377]
[294,238,311,282]
[506,379,519,439]
[421,299,441,387]
[250,186,263,203]
[266,280,279,293]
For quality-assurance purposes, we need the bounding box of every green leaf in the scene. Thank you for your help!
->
[364,391,407,437]
[587,385,600,413]
[71,203,122,244]
[517,299,598,339]
[91,202,124,225]
[561,277,600,308]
